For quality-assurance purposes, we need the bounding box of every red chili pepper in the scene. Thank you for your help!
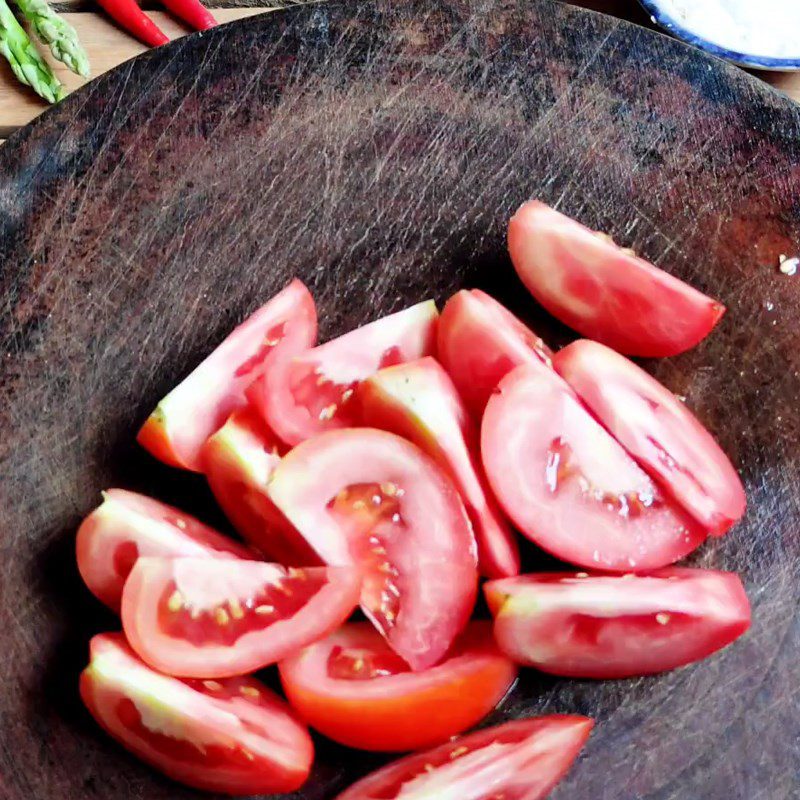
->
[95,0,169,47]
[161,0,217,31]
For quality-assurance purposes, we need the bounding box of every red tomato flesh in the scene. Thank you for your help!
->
[438,289,553,415]
[267,428,478,670]
[485,568,750,678]
[508,201,725,357]
[76,489,252,612]
[137,278,316,471]
[358,357,519,579]
[334,715,593,800]
[201,407,319,565]
[279,621,517,752]
[121,557,362,678]
[554,340,746,536]
[248,300,438,446]
[80,633,313,794]
[481,365,706,572]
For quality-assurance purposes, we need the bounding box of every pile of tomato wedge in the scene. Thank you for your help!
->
[75,201,751,799]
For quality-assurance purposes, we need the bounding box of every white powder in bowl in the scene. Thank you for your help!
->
[655,0,800,60]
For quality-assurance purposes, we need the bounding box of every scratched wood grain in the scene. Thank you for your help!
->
[1,0,800,138]
[0,1,798,798]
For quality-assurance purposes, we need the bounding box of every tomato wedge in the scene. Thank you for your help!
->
[334,715,593,800]
[76,489,252,612]
[481,365,706,572]
[358,357,519,579]
[80,633,314,795]
[248,301,438,446]
[122,557,362,678]
[279,621,517,752]
[267,428,478,671]
[201,407,319,565]
[485,568,751,678]
[80,633,313,794]
[137,278,316,471]
[508,201,725,357]
[554,340,746,536]
[438,289,553,416]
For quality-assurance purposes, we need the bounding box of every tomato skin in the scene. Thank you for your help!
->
[481,364,706,572]
[554,339,746,536]
[249,300,439,447]
[267,428,478,671]
[76,489,253,612]
[201,407,320,565]
[358,357,519,579]
[485,568,750,679]
[279,621,517,752]
[508,201,725,357]
[438,289,553,416]
[121,557,362,678]
[334,715,593,800]
[137,278,317,471]
[80,633,314,794]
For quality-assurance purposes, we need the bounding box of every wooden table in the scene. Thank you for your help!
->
[1,0,798,141]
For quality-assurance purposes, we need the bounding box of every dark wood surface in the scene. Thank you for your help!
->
[1,1,799,798]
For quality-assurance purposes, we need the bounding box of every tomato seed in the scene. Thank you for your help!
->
[167,590,184,612]
[215,608,230,626]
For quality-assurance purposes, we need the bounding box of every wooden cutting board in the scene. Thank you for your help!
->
[0,1,798,798]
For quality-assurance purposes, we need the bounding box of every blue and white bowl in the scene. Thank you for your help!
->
[638,0,800,71]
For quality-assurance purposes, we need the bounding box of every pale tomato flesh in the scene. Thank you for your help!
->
[481,365,706,572]
[137,278,317,471]
[80,633,313,794]
[358,356,519,579]
[249,300,438,446]
[508,201,725,357]
[76,489,253,612]
[334,715,592,800]
[267,428,478,671]
[485,568,750,678]
[279,621,517,751]
[122,557,362,678]
[438,289,553,415]
[554,340,745,535]
[201,407,319,565]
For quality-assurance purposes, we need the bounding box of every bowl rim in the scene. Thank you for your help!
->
[637,0,800,71]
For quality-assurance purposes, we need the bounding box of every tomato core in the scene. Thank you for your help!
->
[327,482,409,634]
[327,644,410,680]
[233,321,289,379]
[156,568,324,646]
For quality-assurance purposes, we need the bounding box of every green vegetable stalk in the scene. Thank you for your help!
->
[0,0,64,103]
[13,0,89,77]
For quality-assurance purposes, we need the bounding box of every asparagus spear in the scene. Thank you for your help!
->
[0,0,64,103]
[13,0,89,77]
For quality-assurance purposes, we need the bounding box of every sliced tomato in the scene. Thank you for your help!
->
[279,621,517,752]
[437,289,553,416]
[358,357,519,579]
[481,365,706,572]
[248,301,438,447]
[201,407,319,565]
[554,340,746,536]
[137,278,316,471]
[335,715,592,800]
[80,633,313,794]
[267,428,478,671]
[485,568,750,678]
[121,557,362,678]
[76,489,253,612]
[508,201,725,357]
